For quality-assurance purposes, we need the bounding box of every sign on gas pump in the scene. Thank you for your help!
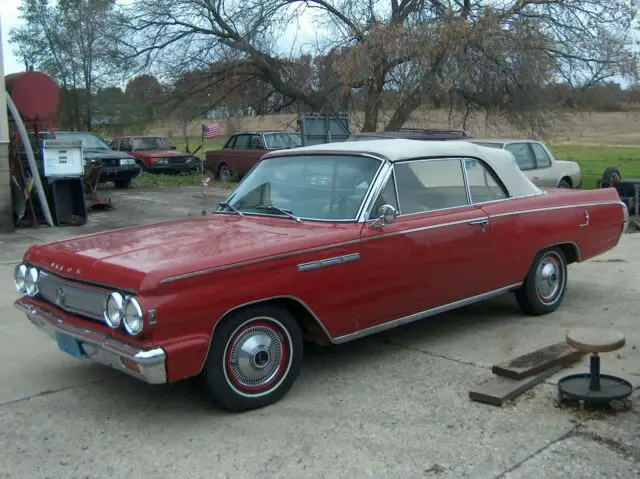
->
[41,139,83,177]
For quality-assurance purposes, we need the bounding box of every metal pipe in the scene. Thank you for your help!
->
[5,94,55,227]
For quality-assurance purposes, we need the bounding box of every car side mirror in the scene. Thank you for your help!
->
[169,145,176,150]
[369,204,398,228]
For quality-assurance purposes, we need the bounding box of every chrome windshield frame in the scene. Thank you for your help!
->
[217,152,389,223]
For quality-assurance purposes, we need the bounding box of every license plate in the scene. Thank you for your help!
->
[55,332,84,360]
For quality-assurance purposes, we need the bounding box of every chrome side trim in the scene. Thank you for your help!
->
[14,299,167,384]
[550,240,582,262]
[331,283,522,344]
[358,161,393,222]
[461,157,473,205]
[361,216,488,241]
[297,253,361,272]
[160,238,362,284]
[490,201,622,219]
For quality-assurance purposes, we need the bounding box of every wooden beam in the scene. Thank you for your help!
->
[491,342,584,380]
[469,365,564,407]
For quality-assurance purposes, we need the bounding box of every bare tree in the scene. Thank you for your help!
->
[11,0,122,130]
[114,0,637,132]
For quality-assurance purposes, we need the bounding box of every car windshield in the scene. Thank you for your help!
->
[132,137,170,150]
[263,132,302,149]
[221,154,382,220]
[55,132,109,149]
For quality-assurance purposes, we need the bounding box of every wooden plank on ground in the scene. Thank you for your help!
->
[491,342,584,380]
[469,365,564,407]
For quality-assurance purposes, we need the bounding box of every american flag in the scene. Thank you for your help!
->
[202,122,220,139]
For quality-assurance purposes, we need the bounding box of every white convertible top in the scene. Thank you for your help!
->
[263,139,543,198]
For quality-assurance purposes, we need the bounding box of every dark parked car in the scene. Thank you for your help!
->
[345,128,472,142]
[54,131,141,188]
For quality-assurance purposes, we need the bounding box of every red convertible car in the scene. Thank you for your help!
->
[13,140,628,411]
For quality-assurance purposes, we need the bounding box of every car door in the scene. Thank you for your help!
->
[225,134,252,176]
[503,142,540,186]
[358,157,494,327]
[528,142,558,187]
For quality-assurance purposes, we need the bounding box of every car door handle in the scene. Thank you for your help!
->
[469,218,489,226]
[533,176,541,180]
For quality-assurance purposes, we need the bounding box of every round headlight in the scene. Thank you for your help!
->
[123,297,143,336]
[14,264,28,293]
[104,292,125,328]
[24,267,39,297]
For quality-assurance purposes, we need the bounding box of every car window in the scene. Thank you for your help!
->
[120,138,132,151]
[263,132,302,148]
[394,159,468,214]
[233,135,251,148]
[132,137,170,150]
[55,132,109,149]
[250,135,264,149]
[225,154,381,220]
[530,143,552,168]
[224,136,236,148]
[109,139,120,150]
[369,174,399,219]
[504,143,535,170]
[464,159,508,203]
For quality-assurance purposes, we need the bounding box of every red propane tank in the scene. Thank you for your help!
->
[5,71,60,122]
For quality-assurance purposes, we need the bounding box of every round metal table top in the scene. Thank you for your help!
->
[565,328,625,353]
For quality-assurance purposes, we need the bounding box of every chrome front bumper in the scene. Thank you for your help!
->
[15,300,167,384]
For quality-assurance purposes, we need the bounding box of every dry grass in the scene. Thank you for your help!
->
[143,108,640,190]
[148,109,640,146]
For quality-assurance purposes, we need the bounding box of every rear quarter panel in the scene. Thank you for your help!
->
[480,187,624,287]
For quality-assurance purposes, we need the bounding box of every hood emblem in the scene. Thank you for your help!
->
[49,262,82,275]
[55,287,66,306]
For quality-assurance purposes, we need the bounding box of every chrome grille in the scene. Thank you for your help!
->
[38,271,108,321]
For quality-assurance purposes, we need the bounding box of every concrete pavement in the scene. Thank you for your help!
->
[0,186,639,478]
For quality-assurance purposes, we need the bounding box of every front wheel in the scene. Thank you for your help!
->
[218,163,232,182]
[516,247,568,315]
[201,305,303,411]
[114,178,132,188]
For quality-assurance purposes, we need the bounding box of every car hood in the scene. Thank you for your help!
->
[23,215,360,292]
[132,150,191,158]
[84,149,134,160]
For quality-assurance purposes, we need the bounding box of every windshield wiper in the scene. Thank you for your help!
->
[256,204,301,223]
[218,201,244,217]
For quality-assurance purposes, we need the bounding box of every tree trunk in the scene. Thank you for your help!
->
[361,66,386,131]
[384,87,423,131]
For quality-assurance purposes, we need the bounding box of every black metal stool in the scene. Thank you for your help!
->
[557,328,632,410]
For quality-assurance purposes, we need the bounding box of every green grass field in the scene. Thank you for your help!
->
[549,143,640,189]
[131,136,640,190]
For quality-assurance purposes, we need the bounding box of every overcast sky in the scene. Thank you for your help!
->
[1,2,24,75]
[0,1,327,78]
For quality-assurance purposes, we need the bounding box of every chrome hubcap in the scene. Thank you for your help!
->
[227,322,284,390]
[535,254,562,302]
